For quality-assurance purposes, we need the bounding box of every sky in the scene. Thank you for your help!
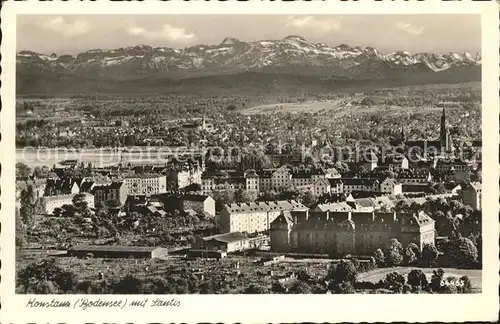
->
[17,14,481,55]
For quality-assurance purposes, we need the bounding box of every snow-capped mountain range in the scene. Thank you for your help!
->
[17,35,481,79]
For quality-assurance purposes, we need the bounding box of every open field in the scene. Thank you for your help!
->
[358,267,482,292]
[240,100,344,115]
[242,99,460,117]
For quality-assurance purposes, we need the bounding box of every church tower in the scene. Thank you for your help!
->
[440,106,449,153]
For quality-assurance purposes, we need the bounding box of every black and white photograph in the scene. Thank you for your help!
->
[11,13,486,296]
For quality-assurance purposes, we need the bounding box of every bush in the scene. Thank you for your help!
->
[288,281,312,294]
[458,276,473,294]
[383,272,406,293]
[243,284,268,294]
[407,269,428,291]
[420,243,439,267]
[112,275,143,294]
[429,268,445,293]
[17,258,77,294]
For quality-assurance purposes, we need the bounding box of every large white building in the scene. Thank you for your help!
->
[166,167,203,190]
[201,170,259,195]
[217,200,307,234]
[123,174,167,196]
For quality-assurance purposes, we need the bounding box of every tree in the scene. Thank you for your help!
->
[20,184,37,227]
[198,281,215,294]
[16,162,32,180]
[72,193,89,212]
[429,268,445,292]
[420,243,439,267]
[373,248,385,267]
[385,238,404,267]
[234,189,252,204]
[383,271,406,293]
[33,165,51,179]
[332,260,358,286]
[288,281,312,294]
[243,284,267,294]
[17,259,76,293]
[443,237,478,268]
[301,191,316,207]
[271,282,287,293]
[296,268,311,282]
[407,269,428,291]
[404,243,419,266]
[15,207,27,247]
[112,275,143,294]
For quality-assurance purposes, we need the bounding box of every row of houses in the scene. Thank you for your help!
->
[201,166,340,195]
[201,166,406,196]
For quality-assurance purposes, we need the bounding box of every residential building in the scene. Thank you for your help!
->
[328,179,344,194]
[272,166,292,190]
[434,158,471,173]
[196,232,250,253]
[342,178,379,194]
[217,200,307,234]
[201,170,259,195]
[379,178,402,195]
[324,168,341,179]
[461,182,482,210]
[92,181,128,207]
[377,156,409,171]
[270,209,435,255]
[42,193,95,215]
[44,178,80,196]
[166,166,203,190]
[313,178,331,196]
[397,170,432,185]
[123,174,167,195]
[360,151,378,172]
[181,194,216,217]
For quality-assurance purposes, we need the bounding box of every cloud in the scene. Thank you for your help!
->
[126,24,197,43]
[395,22,425,35]
[43,17,90,37]
[286,16,342,32]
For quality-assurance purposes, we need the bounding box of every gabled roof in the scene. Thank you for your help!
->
[224,200,307,214]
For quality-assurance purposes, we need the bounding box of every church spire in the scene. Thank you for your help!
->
[440,106,446,137]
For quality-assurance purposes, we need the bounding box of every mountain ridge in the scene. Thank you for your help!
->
[16,35,481,95]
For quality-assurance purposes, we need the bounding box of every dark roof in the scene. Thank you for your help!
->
[182,194,211,202]
[68,245,162,253]
[109,181,124,189]
[79,180,94,192]
[342,178,377,186]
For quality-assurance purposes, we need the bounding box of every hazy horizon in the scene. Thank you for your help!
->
[17,14,481,55]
